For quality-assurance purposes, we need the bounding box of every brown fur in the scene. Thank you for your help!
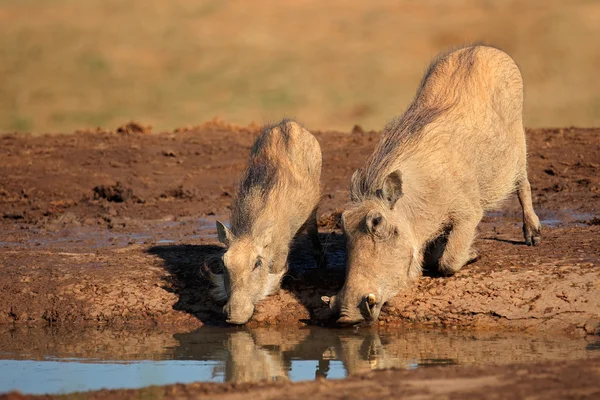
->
[214,120,325,324]
[325,45,541,325]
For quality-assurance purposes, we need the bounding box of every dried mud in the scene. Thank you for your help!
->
[0,124,599,335]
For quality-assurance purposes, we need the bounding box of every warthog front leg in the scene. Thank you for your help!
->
[439,208,483,276]
[307,208,327,268]
[517,177,541,246]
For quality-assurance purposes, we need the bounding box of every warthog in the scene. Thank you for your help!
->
[212,120,325,324]
[322,45,541,325]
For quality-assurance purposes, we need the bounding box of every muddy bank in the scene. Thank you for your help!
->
[0,124,599,333]
[4,356,600,400]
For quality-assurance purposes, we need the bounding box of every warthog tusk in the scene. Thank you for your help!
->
[367,293,376,307]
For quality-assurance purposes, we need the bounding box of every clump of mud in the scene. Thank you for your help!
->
[160,185,195,200]
[93,182,133,203]
[351,124,365,134]
[116,121,152,134]
[318,211,342,230]
[584,217,600,226]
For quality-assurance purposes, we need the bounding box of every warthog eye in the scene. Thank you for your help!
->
[253,258,262,271]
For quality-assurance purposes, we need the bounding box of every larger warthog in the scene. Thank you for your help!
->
[323,45,541,325]
[212,120,325,325]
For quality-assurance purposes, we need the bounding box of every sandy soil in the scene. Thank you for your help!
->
[0,122,599,335]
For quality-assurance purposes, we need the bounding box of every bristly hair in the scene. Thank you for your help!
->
[251,118,294,153]
[230,119,296,236]
[351,45,483,200]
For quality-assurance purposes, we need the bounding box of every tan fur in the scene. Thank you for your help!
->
[329,45,541,324]
[224,331,288,382]
[213,120,325,324]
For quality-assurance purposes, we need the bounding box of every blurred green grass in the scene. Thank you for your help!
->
[0,0,599,133]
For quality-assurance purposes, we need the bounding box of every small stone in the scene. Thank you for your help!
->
[584,318,600,335]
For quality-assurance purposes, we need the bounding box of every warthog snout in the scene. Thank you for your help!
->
[336,315,363,326]
[223,301,254,325]
[324,292,381,326]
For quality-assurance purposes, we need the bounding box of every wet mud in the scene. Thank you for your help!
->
[0,124,599,334]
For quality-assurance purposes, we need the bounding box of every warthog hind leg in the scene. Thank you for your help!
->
[517,177,542,246]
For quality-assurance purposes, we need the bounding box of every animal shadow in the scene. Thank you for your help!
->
[421,229,527,277]
[421,233,451,277]
[147,231,349,326]
[146,244,228,325]
[482,237,527,246]
[283,231,347,325]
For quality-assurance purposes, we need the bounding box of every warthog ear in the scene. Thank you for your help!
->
[216,221,233,246]
[377,170,403,208]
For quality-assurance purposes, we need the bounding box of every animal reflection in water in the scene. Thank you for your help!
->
[171,327,589,382]
[172,328,454,382]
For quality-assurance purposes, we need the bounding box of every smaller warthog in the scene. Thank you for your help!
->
[323,45,541,325]
[212,120,325,325]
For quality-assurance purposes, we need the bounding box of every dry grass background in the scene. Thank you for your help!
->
[0,0,599,133]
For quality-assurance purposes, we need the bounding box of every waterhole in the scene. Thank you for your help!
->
[1,326,597,395]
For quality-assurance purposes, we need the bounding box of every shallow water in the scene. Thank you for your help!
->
[0,217,221,250]
[1,209,596,251]
[0,326,598,395]
[483,209,596,228]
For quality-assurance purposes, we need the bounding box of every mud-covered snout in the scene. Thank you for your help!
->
[322,292,382,326]
[223,298,255,325]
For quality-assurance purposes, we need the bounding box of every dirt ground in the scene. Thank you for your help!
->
[0,121,599,334]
